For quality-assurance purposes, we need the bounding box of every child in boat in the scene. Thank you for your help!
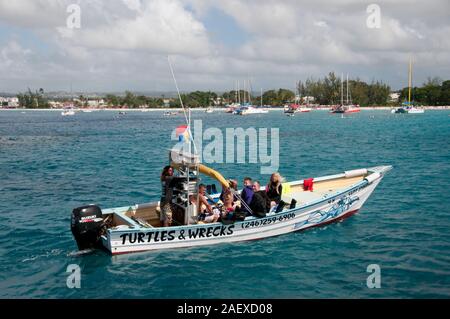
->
[266,173,283,205]
[160,165,174,227]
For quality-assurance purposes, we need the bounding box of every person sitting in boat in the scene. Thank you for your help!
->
[220,190,237,222]
[197,184,220,223]
[240,177,254,215]
[187,194,198,222]
[220,179,238,202]
[160,165,174,227]
[266,173,283,206]
[249,181,272,217]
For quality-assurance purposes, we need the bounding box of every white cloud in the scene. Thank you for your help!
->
[122,0,142,12]
[67,0,210,56]
[0,0,449,92]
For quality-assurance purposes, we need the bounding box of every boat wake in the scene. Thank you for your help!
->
[21,249,64,262]
[67,248,96,257]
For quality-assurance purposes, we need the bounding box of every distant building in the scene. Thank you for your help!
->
[302,96,315,104]
[0,97,19,108]
[87,100,98,107]
[389,92,400,102]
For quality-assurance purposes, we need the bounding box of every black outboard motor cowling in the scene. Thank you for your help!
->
[71,205,104,250]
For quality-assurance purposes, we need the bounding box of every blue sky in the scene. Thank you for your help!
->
[197,6,250,48]
[0,0,449,93]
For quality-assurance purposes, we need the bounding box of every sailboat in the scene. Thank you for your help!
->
[393,57,425,114]
[284,81,312,114]
[225,81,241,113]
[234,80,268,115]
[331,74,360,114]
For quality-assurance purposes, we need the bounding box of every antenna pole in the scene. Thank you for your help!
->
[168,56,188,125]
[168,55,197,155]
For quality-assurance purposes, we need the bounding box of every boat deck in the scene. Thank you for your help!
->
[282,175,365,206]
[102,169,370,231]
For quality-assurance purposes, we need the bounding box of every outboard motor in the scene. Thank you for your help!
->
[71,205,104,250]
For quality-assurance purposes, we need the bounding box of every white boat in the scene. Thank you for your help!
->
[299,106,312,112]
[61,110,75,116]
[407,107,425,114]
[235,105,269,115]
[164,111,179,116]
[82,109,93,113]
[70,65,390,255]
[394,57,425,114]
[70,149,391,255]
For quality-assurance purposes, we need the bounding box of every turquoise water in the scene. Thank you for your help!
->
[0,109,449,298]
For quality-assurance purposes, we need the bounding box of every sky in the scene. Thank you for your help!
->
[0,0,449,93]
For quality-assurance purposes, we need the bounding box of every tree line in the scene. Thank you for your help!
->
[104,91,165,108]
[399,77,450,106]
[297,72,391,106]
[15,73,450,108]
[17,88,49,108]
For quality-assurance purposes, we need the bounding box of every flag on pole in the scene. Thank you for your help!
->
[176,125,190,142]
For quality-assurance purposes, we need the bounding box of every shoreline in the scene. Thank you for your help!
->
[1,106,449,111]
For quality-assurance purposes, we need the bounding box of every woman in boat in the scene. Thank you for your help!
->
[220,190,236,221]
[160,165,174,227]
[219,179,238,202]
[266,173,283,205]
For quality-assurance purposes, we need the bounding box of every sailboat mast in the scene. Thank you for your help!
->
[341,73,344,105]
[243,80,246,104]
[261,88,263,107]
[346,74,349,105]
[238,80,241,105]
[408,57,412,105]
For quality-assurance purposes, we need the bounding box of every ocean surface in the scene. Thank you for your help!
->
[0,109,449,298]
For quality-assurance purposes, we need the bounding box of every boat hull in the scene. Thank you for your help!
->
[394,107,424,114]
[104,167,389,255]
[331,109,360,114]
